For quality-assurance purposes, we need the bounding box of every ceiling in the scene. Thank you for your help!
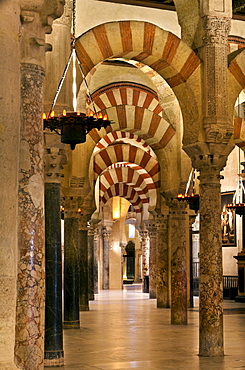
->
[97,0,245,21]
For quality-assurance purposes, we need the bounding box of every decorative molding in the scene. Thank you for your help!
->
[202,16,231,45]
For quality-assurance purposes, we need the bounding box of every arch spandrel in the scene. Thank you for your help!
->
[75,20,202,146]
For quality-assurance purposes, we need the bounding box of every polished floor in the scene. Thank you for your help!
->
[49,285,245,370]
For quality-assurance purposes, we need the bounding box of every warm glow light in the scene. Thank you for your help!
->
[98,112,103,119]
[63,109,66,116]
[43,113,47,119]
[77,111,80,116]
[103,114,108,120]
[77,208,82,213]
[112,197,121,220]
[89,111,94,117]
[50,110,55,118]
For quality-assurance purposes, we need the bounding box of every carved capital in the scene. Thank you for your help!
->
[20,0,65,65]
[166,198,188,216]
[204,123,233,144]
[102,227,111,241]
[44,147,67,183]
[202,16,231,45]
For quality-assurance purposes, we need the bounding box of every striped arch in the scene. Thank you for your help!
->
[101,183,144,213]
[94,131,155,156]
[88,82,163,117]
[75,21,201,88]
[88,106,175,150]
[75,21,202,144]
[93,144,160,186]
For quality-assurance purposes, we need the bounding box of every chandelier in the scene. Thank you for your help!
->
[176,169,200,213]
[43,0,112,150]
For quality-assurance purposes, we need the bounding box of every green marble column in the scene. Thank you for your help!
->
[88,225,95,300]
[79,224,89,311]
[44,182,64,365]
[63,200,81,329]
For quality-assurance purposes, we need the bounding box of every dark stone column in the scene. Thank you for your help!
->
[79,216,89,311]
[63,198,81,328]
[43,144,67,367]
[139,228,150,293]
[102,228,111,290]
[148,220,158,299]
[199,168,224,356]
[88,224,95,300]
[156,215,169,308]
[168,199,188,325]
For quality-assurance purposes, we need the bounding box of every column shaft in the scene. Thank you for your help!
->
[156,216,169,308]
[199,169,223,356]
[44,182,64,366]
[140,229,150,293]
[15,63,45,369]
[79,229,89,311]
[63,216,80,328]
[88,227,95,300]
[102,229,110,290]
[169,201,187,325]
[94,228,99,294]
[148,223,157,299]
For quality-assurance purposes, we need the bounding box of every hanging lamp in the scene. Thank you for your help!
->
[176,169,200,213]
[43,0,112,150]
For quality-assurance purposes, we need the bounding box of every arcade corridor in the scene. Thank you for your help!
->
[49,285,245,370]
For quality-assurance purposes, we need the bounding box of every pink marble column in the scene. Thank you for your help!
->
[102,228,111,290]
[15,3,64,368]
[156,215,169,308]
[139,228,149,293]
[168,199,188,325]
[148,221,158,299]
[199,167,223,356]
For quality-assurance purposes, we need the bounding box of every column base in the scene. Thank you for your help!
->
[44,350,64,367]
[63,320,80,329]
[235,295,245,303]
[89,294,94,301]
[80,304,89,311]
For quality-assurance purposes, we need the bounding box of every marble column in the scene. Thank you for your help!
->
[139,228,150,293]
[102,228,111,290]
[148,220,158,299]
[0,1,20,368]
[88,224,95,300]
[63,198,81,328]
[44,144,67,367]
[79,216,89,311]
[93,227,99,294]
[168,199,188,325]
[15,3,64,368]
[199,167,224,356]
[156,215,169,308]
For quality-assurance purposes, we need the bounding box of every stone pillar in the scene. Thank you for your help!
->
[102,228,111,290]
[168,199,188,325]
[148,220,158,299]
[0,1,20,368]
[44,142,67,367]
[199,167,224,356]
[139,228,150,293]
[156,215,169,308]
[88,224,95,300]
[15,3,64,368]
[79,216,89,311]
[94,227,99,294]
[63,197,82,328]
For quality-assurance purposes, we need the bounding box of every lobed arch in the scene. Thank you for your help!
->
[75,20,202,145]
